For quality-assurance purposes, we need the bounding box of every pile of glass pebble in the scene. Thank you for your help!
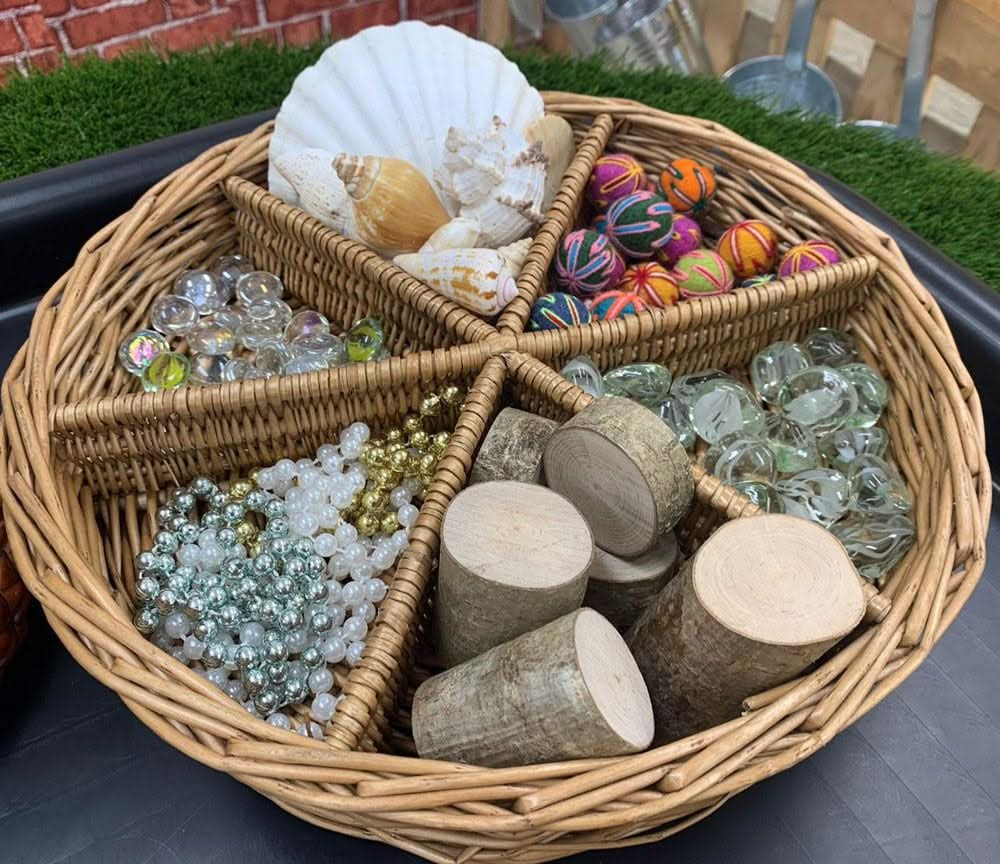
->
[117,255,388,391]
[560,327,914,585]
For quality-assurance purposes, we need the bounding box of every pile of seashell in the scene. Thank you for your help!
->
[267,22,574,318]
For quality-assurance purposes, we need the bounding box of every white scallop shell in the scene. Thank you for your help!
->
[393,247,518,316]
[268,22,545,211]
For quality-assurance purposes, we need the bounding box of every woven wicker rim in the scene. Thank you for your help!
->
[0,92,991,863]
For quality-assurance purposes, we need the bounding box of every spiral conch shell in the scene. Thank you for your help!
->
[333,154,450,257]
[393,247,518,317]
[434,118,547,249]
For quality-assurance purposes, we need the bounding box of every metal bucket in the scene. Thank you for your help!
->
[722,56,843,120]
[544,0,620,57]
[594,0,713,74]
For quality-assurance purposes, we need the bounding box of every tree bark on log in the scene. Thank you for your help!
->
[413,608,654,767]
[469,407,558,485]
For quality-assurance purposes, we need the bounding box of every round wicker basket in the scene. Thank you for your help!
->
[0,92,989,862]
[0,519,29,679]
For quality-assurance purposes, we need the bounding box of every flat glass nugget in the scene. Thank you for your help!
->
[840,362,888,428]
[222,358,259,381]
[175,269,226,316]
[733,480,785,513]
[831,512,915,584]
[654,395,695,449]
[212,254,253,300]
[237,271,284,306]
[244,296,293,328]
[118,329,169,376]
[187,319,237,356]
[346,317,385,363]
[777,366,858,435]
[212,307,244,339]
[285,309,330,343]
[690,379,765,444]
[602,362,672,409]
[240,317,285,350]
[284,355,329,375]
[705,435,777,485]
[142,351,190,392]
[761,413,818,473]
[817,427,889,473]
[151,294,198,337]
[560,356,604,398]
[190,353,229,386]
[803,327,860,368]
[848,454,912,514]
[775,467,850,527]
[255,340,293,376]
[750,341,813,403]
[670,368,734,404]
[291,332,347,365]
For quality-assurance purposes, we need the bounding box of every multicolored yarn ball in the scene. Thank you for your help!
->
[741,273,778,289]
[586,153,646,210]
[589,291,647,320]
[553,229,626,298]
[659,157,717,215]
[529,292,593,331]
[618,262,680,308]
[656,214,703,267]
[716,219,779,278]
[672,249,734,298]
[605,191,675,259]
[591,213,610,235]
[777,239,841,278]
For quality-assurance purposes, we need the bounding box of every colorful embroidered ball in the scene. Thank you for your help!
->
[716,219,779,279]
[672,249,735,298]
[657,214,703,267]
[659,157,717,215]
[586,153,646,210]
[529,292,593,331]
[742,273,778,289]
[553,229,626,298]
[778,239,842,277]
[590,291,647,320]
[605,191,674,259]
[592,214,610,235]
[618,262,680,308]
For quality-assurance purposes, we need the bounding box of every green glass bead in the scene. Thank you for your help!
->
[732,480,785,513]
[654,395,695,450]
[560,356,604,398]
[670,368,734,404]
[750,341,813,403]
[761,413,818,474]
[705,435,777,485]
[602,363,673,410]
[840,363,888,428]
[142,351,190,392]
[345,317,385,362]
[817,427,889,473]
[803,327,860,368]
[689,379,765,444]
[775,468,850,527]
[831,512,914,584]
[848,454,912,514]
[777,366,857,435]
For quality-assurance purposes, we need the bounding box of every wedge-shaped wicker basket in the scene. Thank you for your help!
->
[1,92,989,862]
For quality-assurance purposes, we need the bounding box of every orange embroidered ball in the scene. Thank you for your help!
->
[716,219,779,279]
[658,157,717,215]
[618,262,680,308]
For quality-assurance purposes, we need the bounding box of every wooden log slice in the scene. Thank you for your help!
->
[543,396,693,557]
[434,480,593,668]
[627,514,865,742]
[469,407,558,485]
[413,608,654,767]
[584,531,680,629]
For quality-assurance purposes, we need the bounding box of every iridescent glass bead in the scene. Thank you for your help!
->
[689,379,765,444]
[750,341,813,403]
[654,395,695,449]
[240,317,284,350]
[345,317,385,362]
[190,354,229,386]
[705,435,777,485]
[760,413,818,473]
[142,352,190,392]
[831,512,915,584]
[291,332,347,365]
[118,329,170,376]
[244,296,293,327]
[803,327,859,368]
[151,294,198,337]
[777,366,857,435]
[285,309,329,343]
[560,356,604,397]
[848,454,912,514]
[213,254,253,299]
[237,271,284,305]
[840,363,888,428]
[775,467,850,527]
[602,363,673,409]
[188,319,237,355]
[733,480,785,513]
[175,269,226,315]
[817,427,889,473]
[255,340,292,376]
[212,307,244,338]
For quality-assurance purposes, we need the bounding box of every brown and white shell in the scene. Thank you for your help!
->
[393,247,519,317]
[526,114,575,212]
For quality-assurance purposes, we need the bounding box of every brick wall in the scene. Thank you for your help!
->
[0,0,479,77]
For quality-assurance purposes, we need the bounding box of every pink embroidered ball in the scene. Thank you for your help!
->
[672,249,735,298]
[777,239,841,278]
[656,214,703,267]
[553,229,626,299]
[586,153,646,210]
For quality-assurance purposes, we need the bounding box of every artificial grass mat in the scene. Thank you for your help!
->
[2,42,999,288]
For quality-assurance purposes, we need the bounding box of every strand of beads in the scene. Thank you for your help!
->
[133,386,462,735]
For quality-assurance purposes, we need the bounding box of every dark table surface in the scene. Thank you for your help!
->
[1,121,998,864]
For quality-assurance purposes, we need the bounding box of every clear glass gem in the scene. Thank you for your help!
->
[817,427,889,473]
[654,395,695,449]
[345,317,385,363]
[831,512,915,584]
[244,296,293,328]
[237,271,284,306]
[778,366,858,435]
[848,454,911,514]
[175,269,226,316]
[255,340,292,375]
[750,341,813,403]
[212,307,244,339]
[213,254,253,299]
[705,434,777,485]
[142,352,190,392]
[188,319,237,355]
[240,318,284,350]
[118,329,169,376]
[761,412,818,473]
[840,363,888,428]
[803,327,860,368]
[560,356,604,397]
[190,353,229,386]
[670,368,734,404]
[775,467,850,527]
[285,309,330,343]
[291,332,347,365]
[602,363,673,410]
[284,355,329,375]
[733,480,785,513]
[690,379,765,444]
[151,294,198,336]
[222,358,259,381]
